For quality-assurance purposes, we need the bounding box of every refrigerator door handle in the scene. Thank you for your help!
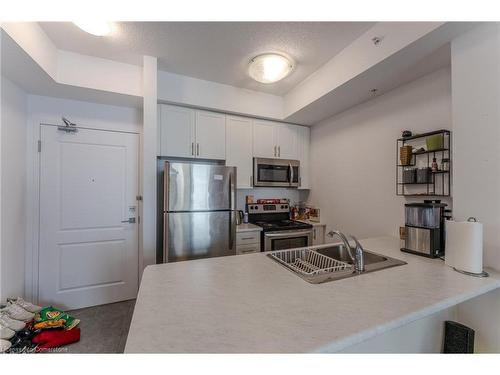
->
[164,161,170,212]
[163,213,169,263]
[229,211,236,251]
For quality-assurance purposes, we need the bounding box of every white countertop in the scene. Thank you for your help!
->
[125,236,500,353]
[236,223,262,232]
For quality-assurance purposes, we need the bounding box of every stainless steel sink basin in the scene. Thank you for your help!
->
[268,244,406,284]
[315,245,388,266]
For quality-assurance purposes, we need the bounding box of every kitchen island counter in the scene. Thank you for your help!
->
[125,236,500,353]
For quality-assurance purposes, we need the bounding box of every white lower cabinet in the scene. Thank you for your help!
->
[226,116,253,188]
[312,225,325,245]
[236,231,261,255]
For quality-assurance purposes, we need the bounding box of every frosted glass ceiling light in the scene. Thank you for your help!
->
[74,21,112,36]
[248,53,294,84]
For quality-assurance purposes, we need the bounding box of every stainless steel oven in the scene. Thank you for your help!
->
[253,158,300,188]
[263,229,313,251]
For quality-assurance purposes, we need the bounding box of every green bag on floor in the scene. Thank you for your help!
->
[35,306,80,330]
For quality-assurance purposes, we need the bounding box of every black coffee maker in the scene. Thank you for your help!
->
[401,200,447,258]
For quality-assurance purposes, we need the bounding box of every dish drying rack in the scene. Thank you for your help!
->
[268,248,352,277]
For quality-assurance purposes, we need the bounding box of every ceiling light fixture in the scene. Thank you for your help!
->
[73,21,112,36]
[248,53,294,84]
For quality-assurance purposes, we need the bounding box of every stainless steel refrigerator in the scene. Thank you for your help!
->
[162,161,237,262]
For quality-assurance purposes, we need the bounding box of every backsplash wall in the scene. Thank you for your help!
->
[236,188,310,211]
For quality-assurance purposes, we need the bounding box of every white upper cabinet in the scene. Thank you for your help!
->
[226,116,253,189]
[195,110,226,160]
[159,104,310,189]
[159,104,195,158]
[253,120,298,160]
[252,119,276,158]
[159,105,225,160]
[296,125,311,189]
[275,123,298,160]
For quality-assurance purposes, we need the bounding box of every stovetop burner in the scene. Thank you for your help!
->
[253,219,312,232]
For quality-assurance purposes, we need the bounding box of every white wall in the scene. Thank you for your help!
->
[0,76,27,301]
[308,67,452,239]
[340,307,456,353]
[141,56,158,270]
[27,95,142,132]
[236,188,309,211]
[158,70,284,121]
[451,23,500,353]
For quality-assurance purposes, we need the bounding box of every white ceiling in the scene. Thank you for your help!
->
[38,22,374,95]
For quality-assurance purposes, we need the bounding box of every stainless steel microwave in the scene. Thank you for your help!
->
[253,158,300,188]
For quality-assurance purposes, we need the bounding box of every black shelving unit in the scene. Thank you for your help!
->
[396,129,451,197]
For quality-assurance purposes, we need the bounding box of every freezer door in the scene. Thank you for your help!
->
[164,211,237,262]
[164,162,236,211]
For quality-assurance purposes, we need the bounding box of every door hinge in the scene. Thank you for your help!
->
[37,140,41,152]
[136,195,143,201]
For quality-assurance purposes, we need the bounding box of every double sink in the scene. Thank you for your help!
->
[268,243,406,284]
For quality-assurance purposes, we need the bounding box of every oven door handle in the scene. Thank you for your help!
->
[265,230,312,238]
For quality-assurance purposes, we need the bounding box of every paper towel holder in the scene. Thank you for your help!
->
[452,217,489,278]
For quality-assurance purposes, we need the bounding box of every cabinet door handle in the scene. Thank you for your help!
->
[313,228,316,240]
[191,142,195,156]
[241,237,255,240]
[274,145,277,157]
[278,146,281,157]
[197,143,200,156]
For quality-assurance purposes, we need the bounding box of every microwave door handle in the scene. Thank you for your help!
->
[289,163,293,186]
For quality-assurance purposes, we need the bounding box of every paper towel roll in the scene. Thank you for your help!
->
[445,219,483,274]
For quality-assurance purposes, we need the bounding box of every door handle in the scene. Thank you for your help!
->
[278,146,281,157]
[191,142,194,156]
[197,143,200,156]
[265,230,312,238]
[274,145,277,157]
[121,218,136,224]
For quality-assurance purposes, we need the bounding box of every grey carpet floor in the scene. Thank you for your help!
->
[64,299,135,353]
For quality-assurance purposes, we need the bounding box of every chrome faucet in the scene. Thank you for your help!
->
[327,230,365,272]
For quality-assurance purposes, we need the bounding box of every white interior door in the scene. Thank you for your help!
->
[38,125,139,310]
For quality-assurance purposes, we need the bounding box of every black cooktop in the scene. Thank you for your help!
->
[253,220,313,232]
